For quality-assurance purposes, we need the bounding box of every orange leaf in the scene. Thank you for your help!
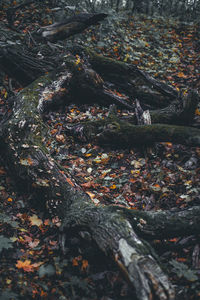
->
[164,142,173,148]
[72,258,79,266]
[85,153,92,157]
[16,260,35,272]
[27,157,33,165]
[177,72,187,78]
[86,191,95,199]
[66,177,75,187]
[81,181,93,188]
[195,108,200,116]
[177,258,187,262]
[0,167,6,175]
[153,184,160,188]
[44,219,50,226]
[129,178,137,183]
[110,184,116,189]
[51,129,57,135]
[81,259,89,271]
[169,238,178,242]
[40,290,48,297]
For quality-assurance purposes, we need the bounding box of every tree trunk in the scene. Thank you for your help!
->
[67,115,200,147]
[0,21,199,300]
[38,13,107,42]
[0,71,176,300]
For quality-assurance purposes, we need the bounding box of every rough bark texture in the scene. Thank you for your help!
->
[0,46,56,86]
[1,44,198,123]
[38,13,108,42]
[77,47,178,108]
[67,115,200,147]
[0,72,175,300]
[120,206,200,240]
[0,20,199,300]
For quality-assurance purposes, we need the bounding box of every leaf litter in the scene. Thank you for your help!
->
[0,10,200,300]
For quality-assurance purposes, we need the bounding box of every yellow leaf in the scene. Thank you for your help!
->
[184,180,192,186]
[110,184,116,189]
[75,55,81,65]
[6,278,12,284]
[29,215,43,227]
[124,54,130,62]
[195,108,200,116]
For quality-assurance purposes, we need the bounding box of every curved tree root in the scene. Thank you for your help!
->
[0,72,176,300]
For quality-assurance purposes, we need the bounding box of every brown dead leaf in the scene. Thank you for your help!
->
[56,134,65,144]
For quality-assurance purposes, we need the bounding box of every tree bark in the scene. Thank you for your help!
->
[66,113,200,147]
[0,21,199,300]
[72,47,178,108]
[0,71,176,300]
[119,206,200,240]
[1,43,198,124]
[38,13,108,42]
[0,45,56,86]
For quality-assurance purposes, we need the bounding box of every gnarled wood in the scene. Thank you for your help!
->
[66,114,200,147]
[0,72,175,300]
[0,17,199,300]
[39,13,107,42]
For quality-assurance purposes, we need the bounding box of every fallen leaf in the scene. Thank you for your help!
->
[16,260,35,272]
[81,259,89,271]
[195,108,200,115]
[66,177,75,187]
[72,258,79,266]
[86,191,95,199]
[29,239,40,248]
[110,184,117,189]
[56,134,65,144]
[29,215,43,227]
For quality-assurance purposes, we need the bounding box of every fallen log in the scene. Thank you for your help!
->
[38,13,108,42]
[70,46,178,108]
[0,71,176,300]
[118,205,200,240]
[0,18,199,300]
[66,113,200,147]
[0,46,56,86]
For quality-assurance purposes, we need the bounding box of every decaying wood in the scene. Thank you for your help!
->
[38,13,108,42]
[0,16,199,300]
[1,43,198,122]
[120,206,200,240]
[72,46,178,108]
[0,46,56,86]
[0,57,199,300]
[0,72,175,300]
[67,113,200,147]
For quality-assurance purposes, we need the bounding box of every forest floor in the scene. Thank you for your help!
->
[0,4,200,300]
